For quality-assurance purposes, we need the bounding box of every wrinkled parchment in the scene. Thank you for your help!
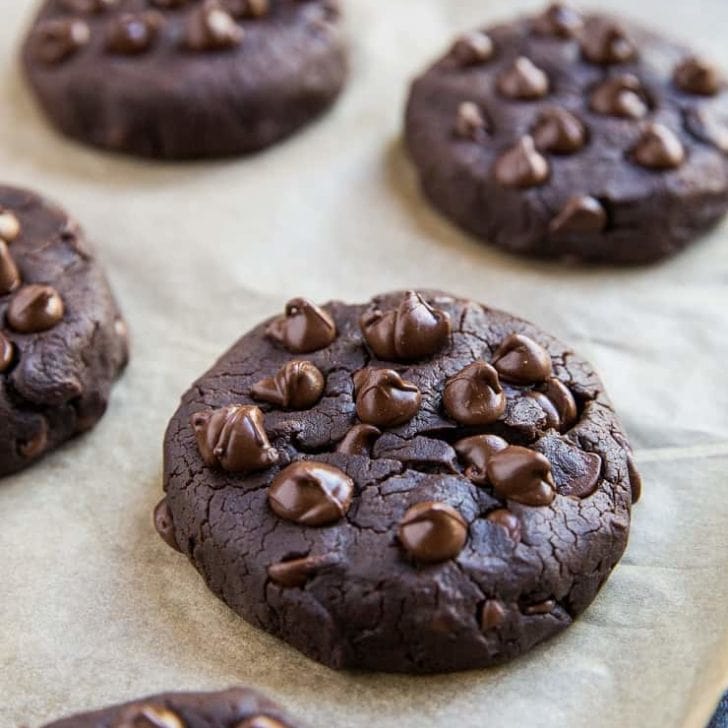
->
[1,1,727,726]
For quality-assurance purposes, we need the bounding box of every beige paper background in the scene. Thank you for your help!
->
[1,1,728,726]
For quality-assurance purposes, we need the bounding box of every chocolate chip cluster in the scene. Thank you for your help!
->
[113,700,286,728]
[190,291,599,572]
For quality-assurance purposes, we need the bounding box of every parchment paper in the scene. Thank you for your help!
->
[1,1,728,726]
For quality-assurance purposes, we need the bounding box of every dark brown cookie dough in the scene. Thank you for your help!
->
[0,185,128,478]
[405,3,728,264]
[161,290,641,673]
[22,0,347,159]
[40,687,297,727]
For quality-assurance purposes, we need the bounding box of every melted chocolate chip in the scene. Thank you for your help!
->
[236,717,286,728]
[359,291,451,361]
[397,501,468,563]
[627,453,642,503]
[0,208,21,242]
[632,123,685,170]
[456,101,489,141]
[531,108,586,154]
[480,599,507,630]
[224,0,270,19]
[450,31,494,67]
[336,424,381,455]
[353,368,421,428]
[7,284,64,333]
[549,196,607,236]
[186,1,243,51]
[523,598,556,615]
[492,333,552,384]
[580,19,636,65]
[454,434,508,485]
[684,107,728,153]
[191,404,278,473]
[32,19,90,65]
[590,74,649,119]
[548,440,602,498]
[106,13,160,55]
[487,446,556,506]
[497,57,549,100]
[674,56,722,96]
[493,136,549,188]
[116,704,184,728]
[266,297,337,354]
[267,553,336,588]
[252,360,325,410]
[153,498,181,552]
[443,362,506,426]
[528,377,578,430]
[532,3,583,38]
[486,508,522,542]
[268,461,354,526]
[0,332,13,373]
[0,241,21,296]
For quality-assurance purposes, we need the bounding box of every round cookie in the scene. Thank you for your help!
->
[0,185,128,477]
[41,687,297,727]
[160,290,641,673]
[404,3,728,264]
[22,0,347,159]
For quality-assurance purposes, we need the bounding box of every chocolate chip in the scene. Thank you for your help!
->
[0,241,21,296]
[115,704,184,728]
[450,31,494,67]
[60,0,118,12]
[7,284,64,333]
[186,1,243,51]
[267,553,336,588]
[590,74,649,119]
[106,13,160,55]
[580,19,636,65]
[397,501,468,563]
[627,453,642,503]
[336,424,380,455]
[191,404,279,473]
[480,599,507,630]
[224,0,270,18]
[632,123,685,170]
[493,136,549,188]
[252,360,325,410]
[153,498,181,553]
[531,107,586,154]
[523,598,556,615]
[684,107,728,153]
[236,717,286,728]
[674,56,722,96]
[353,368,421,428]
[486,508,522,542]
[32,19,90,65]
[443,362,506,426]
[454,434,508,485]
[19,420,49,460]
[266,297,337,354]
[487,445,556,506]
[455,101,489,141]
[527,377,578,430]
[0,332,13,373]
[549,196,607,236]
[492,333,552,384]
[543,438,602,498]
[359,290,451,361]
[268,461,354,526]
[497,57,549,100]
[0,208,21,242]
[532,3,583,38]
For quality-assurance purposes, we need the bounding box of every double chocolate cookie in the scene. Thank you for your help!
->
[160,290,641,673]
[405,4,728,264]
[41,687,297,727]
[22,0,346,159]
[0,185,128,477]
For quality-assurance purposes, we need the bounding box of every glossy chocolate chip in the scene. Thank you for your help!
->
[0,241,21,296]
[336,424,381,455]
[191,404,278,473]
[0,208,21,242]
[456,101,489,141]
[115,704,184,728]
[454,434,508,485]
[627,453,642,503]
[186,0,243,51]
[674,56,722,96]
[267,553,336,588]
[532,108,586,154]
[487,446,556,506]
[532,3,583,38]
[236,717,286,728]
[493,136,549,188]
[443,362,506,426]
[0,332,13,373]
[397,501,468,563]
[153,498,181,553]
[633,123,685,170]
[252,360,325,410]
[549,196,607,236]
[32,19,90,64]
[684,107,728,153]
[360,290,451,361]
[492,333,552,384]
[523,598,556,615]
[268,461,354,526]
[266,297,337,354]
[580,19,635,65]
[353,368,421,428]
[450,31,494,66]
[480,599,507,631]
[7,284,64,333]
[486,508,522,542]
[224,0,270,18]
[106,13,160,55]
[549,441,602,498]
[590,74,649,119]
[497,57,549,100]
[528,377,578,430]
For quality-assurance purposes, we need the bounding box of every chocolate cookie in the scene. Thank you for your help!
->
[41,687,297,727]
[405,4,728,264]
[0,185,128,477]
[22,0,346,159]
[160,290,641,673]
